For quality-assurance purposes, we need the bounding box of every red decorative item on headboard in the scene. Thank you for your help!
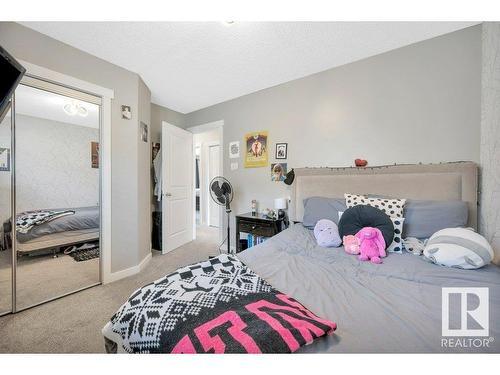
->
[355,158,368,167]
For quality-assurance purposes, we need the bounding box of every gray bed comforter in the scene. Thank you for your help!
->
[238,224,500,353]
[16,206,99,243]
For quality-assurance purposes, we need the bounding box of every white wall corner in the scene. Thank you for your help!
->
[479,22,500,265]
[104,252,152,284]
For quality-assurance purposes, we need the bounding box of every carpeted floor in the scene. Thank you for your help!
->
[0,249,99,312]
[0,225,220,353]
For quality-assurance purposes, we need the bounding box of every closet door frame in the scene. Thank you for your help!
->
[9,60,114,313]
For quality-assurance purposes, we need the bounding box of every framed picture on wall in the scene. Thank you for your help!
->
[140,122,148,142]
[229,141,240,158]
[275,143,287,159]
[121,105,132,120]
[91,142,99,168]
[0,147,10,171]
[271,163,287,182]
[244,131,269,168]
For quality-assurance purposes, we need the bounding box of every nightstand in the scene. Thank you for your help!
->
[235,212,286,253]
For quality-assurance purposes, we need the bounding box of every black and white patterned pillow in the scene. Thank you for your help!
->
[387,218,404,253]
[344,193,406,219]
[344,193,367,207]
[365,197,406,219]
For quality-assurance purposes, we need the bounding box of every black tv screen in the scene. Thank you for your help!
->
[0,45,26,123]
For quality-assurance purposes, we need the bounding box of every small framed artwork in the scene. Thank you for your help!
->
[0,148,10,171]
[121,105,132,120]
[140,122,148,142]
[275,143,287,159]
[229,141,240,159]
[91,142,99,169]
[271,163,287,182]
[244,131,269,168]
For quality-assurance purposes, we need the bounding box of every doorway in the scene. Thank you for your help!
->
[157,121,223,255]
[161,122,194,254]
[194,145,201,226]
[207,144,221,228]
[189,122,223,245]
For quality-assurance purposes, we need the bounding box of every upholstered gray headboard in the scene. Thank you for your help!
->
[290,162,478,229]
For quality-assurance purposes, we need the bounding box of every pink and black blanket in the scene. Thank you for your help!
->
[103,254,336,353]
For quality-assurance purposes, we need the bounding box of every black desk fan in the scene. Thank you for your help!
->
[209,176,234,253]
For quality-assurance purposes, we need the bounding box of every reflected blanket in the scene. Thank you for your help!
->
[102,254,336,353]
[15,209,75,234]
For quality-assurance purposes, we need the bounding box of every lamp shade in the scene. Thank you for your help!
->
[274,198,287,210]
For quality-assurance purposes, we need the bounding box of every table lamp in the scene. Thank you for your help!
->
[274,198,287,220]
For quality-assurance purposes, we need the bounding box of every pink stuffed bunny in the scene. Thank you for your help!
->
[355,227,387,264]
[343,235,360,255]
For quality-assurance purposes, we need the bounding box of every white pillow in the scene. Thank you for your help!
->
[423,228,493,269]
[387,218,404,253]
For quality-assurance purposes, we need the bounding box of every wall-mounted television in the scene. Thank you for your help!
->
[0,45,26,123]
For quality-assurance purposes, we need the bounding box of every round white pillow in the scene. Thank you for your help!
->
[423,228,493,269]
[314,219,342,248]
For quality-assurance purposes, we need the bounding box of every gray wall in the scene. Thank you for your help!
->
[0,22,149,273]
[480,22,500,265]
[0,22,486,262]
[10,115,98,216]
[138,78,152,263]
[185,26,482,247]
[151,103,185,143]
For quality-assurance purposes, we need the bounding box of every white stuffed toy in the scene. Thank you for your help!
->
[314,219,342,248]
[423,228,493,269]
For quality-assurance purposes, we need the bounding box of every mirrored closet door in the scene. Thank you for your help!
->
[0,106,12,315]
[12,77,102,311]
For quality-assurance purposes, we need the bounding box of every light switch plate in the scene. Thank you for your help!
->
[231,162,238,171]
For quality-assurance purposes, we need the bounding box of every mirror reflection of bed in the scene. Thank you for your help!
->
[0,82,101,311]
[8,207,100,309]
[0,109,13,314]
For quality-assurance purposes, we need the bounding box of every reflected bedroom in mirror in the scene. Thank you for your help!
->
[0,78,101,313]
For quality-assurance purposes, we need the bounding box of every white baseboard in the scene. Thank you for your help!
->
[104,252,152,284]
[218,245,237,255]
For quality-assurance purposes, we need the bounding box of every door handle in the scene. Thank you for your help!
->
[164,192,172,197]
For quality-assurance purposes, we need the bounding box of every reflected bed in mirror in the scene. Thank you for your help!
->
[0,81,102,312]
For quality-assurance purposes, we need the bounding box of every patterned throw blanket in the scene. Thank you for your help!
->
[103,254,336,353]
[16,209,75,234]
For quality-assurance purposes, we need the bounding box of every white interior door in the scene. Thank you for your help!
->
[162,122,193,254]
[208,144,220,228]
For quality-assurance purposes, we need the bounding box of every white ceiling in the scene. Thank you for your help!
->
[15,85,99,128]
[21,22,478,113]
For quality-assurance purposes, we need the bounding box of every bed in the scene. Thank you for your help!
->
[4,206,100,255]
[103,162,500,353]
[239,223,500,352]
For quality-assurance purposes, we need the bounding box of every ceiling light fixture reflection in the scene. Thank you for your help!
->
[63,101,89,117]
